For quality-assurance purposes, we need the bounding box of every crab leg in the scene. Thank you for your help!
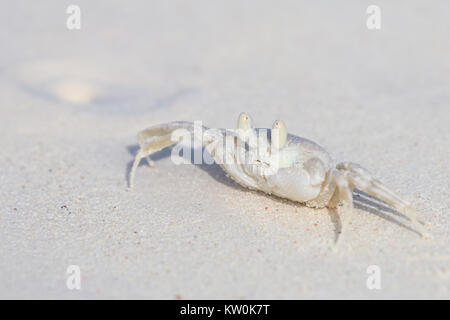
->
[129,121,200,189]
[337,162,431,238]
[332,170,355,247]
[129,120,259,190]
[129,134,177,189]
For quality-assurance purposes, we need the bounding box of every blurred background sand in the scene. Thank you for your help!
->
[0,1,449,298]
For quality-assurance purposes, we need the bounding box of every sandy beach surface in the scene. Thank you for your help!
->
[1,1,449,299]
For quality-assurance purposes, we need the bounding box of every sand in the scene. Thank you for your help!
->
[0,1,449,299]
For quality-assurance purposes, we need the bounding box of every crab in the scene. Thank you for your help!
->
[129,112,430,244]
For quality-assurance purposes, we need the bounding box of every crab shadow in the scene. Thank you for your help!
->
[126,145,422,242]
[326,192,421,243]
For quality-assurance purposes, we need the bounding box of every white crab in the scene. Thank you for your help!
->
[129,112,430,242]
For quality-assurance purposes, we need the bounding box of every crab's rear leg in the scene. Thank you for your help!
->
[336,162,431,238]
[129,121,200,189]
[129,134,176,189]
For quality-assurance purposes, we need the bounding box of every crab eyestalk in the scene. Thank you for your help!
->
[237,112,253,139]
[271,120,287,149]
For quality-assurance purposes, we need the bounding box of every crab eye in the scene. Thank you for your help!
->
[237,112,252,131]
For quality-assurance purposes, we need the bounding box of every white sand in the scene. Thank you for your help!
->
[0,1,449,299]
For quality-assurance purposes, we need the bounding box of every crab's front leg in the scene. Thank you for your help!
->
[327,170,356,248]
